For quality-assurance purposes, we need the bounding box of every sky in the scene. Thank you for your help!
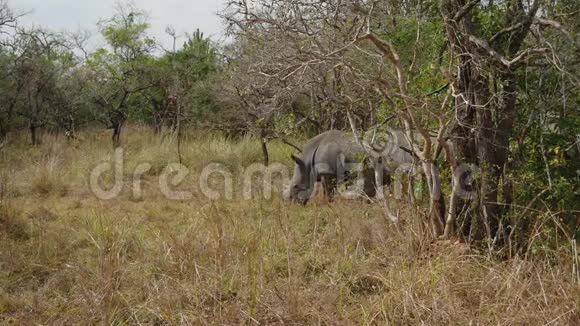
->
[10,0,227,51]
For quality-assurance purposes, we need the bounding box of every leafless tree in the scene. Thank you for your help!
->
[0,0,21,33]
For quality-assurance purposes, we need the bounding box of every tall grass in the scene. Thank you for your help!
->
[0,126,578,324]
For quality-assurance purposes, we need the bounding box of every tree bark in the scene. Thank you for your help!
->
[260,128,269,167]
[442,0,541,244]
[112,122,123,148]
[176,102,183,165]
[30,123,39,146]
[444,0,500,241]
[424,161,445,237]
[153,114,162,134]
[0,123,7,141]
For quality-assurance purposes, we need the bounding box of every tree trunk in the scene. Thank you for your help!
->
[442,0,539,246]
[110,92,130,148]
[431,180,446,237]
[0,123,7,142]
[176,102,183,165]
[112,122,123,148]
[450,69,485,240]
[450,67,520,244]
[152,99,165,135]
[474,71,501,241]
[30,123,40,146]
[27,87,42,146]
[424,161,445,237]
[153,114,162,135]
[445,174,460,238]
[260,128,269,167]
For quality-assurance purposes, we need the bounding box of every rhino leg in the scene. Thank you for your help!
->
[361,167,377,198]
[309,181,324,204]
[321,175,334,203]
[309,175,334,204]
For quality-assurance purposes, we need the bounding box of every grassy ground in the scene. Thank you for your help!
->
[0,127,578,325]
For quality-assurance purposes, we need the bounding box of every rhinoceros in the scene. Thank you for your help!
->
[282,129,417,204]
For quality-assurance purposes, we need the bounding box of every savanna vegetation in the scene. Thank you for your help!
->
[0,0,579,324]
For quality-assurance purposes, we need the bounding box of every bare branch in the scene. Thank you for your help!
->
[534,18,572,40]
[453,0,480,23]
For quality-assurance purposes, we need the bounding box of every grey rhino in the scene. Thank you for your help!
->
[282,130,416,204]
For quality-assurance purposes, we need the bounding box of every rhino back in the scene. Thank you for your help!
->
[311,131,365,175]
[302,131,344,168]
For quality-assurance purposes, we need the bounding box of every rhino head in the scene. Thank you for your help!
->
[282,154,312,204]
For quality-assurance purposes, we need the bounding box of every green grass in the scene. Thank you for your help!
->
[0,127,578,324]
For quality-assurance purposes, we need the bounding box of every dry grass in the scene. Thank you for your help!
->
[0,127,578,325]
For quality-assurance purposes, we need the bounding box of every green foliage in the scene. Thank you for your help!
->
[99,9,155,61]
[170,29,220,121]
[472,3,506,40]
[374,13,448,124]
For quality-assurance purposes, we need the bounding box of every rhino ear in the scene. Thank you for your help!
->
[291,154,305,167]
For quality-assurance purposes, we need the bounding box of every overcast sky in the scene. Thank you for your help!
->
[10,0,227,51]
